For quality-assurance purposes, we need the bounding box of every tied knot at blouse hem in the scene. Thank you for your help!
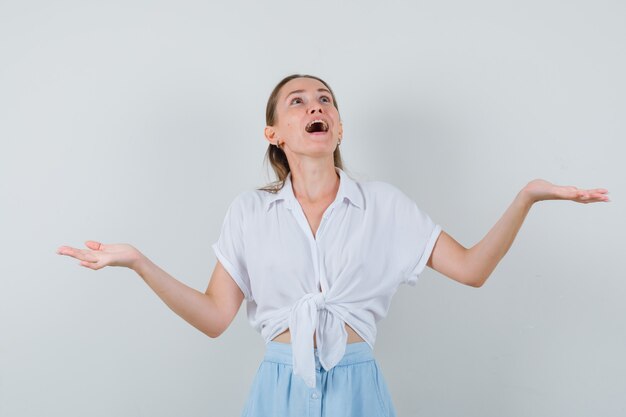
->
[288,290,349,389]
[212,167,442,389]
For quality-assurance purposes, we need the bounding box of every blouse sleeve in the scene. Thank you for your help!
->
[395,191,442,286]
[211,194,254,301]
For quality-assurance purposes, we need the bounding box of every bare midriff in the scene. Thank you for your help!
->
[271,323,365,347]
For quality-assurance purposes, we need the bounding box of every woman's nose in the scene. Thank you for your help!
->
[308,106,323,114]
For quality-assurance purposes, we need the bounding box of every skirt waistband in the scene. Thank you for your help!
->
[263,341,374,370]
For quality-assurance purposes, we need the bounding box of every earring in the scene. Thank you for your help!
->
[338,138,342,146]
[275,141,281,149]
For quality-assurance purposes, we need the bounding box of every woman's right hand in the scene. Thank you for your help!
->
[56,241,144,271]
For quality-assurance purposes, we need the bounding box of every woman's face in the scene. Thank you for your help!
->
[265,77,343,160]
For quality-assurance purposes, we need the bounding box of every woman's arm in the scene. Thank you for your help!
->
[56,242,244,337]
[134,256,244,337]
[427,179,609,287]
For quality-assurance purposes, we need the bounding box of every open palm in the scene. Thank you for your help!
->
[524,179,610,204]
[56,241,141,270]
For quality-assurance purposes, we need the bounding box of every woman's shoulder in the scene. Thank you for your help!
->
[225,186,293,215]
[357,177,413,203]
[357,178,435,225]
[227,189,267,211]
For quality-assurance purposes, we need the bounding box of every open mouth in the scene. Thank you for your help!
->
[305,119,329,134]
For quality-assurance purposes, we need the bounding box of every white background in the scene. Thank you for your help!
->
[1,0,624,416]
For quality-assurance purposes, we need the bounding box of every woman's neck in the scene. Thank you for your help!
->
[290,164,340,206]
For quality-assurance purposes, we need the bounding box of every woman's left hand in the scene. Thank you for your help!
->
[523,179,610,204]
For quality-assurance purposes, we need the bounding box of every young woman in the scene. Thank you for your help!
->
[57,74,609,417]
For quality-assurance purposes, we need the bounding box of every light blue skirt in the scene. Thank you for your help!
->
[241,341,397,417]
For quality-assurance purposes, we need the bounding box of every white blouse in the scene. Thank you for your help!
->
[212,167,442,389]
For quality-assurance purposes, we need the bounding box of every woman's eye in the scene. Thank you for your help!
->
[290,97,302,104]
[320,96,331,103]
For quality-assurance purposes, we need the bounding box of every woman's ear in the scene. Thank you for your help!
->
[264,126,276,144]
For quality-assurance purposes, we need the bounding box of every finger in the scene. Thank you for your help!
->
[85,241,104,251]
[579,188,606,195]
[61,248,99,263]
[57,246,78,256]
[586,190,610,199]
[591,196,611,202]
[574,195,609,203]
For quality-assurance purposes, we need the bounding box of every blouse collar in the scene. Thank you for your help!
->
[265,166,363,212]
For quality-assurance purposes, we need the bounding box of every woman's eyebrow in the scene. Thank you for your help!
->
[285,88,331,99]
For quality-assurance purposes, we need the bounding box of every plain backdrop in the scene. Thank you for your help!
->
[1,0,624,416]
